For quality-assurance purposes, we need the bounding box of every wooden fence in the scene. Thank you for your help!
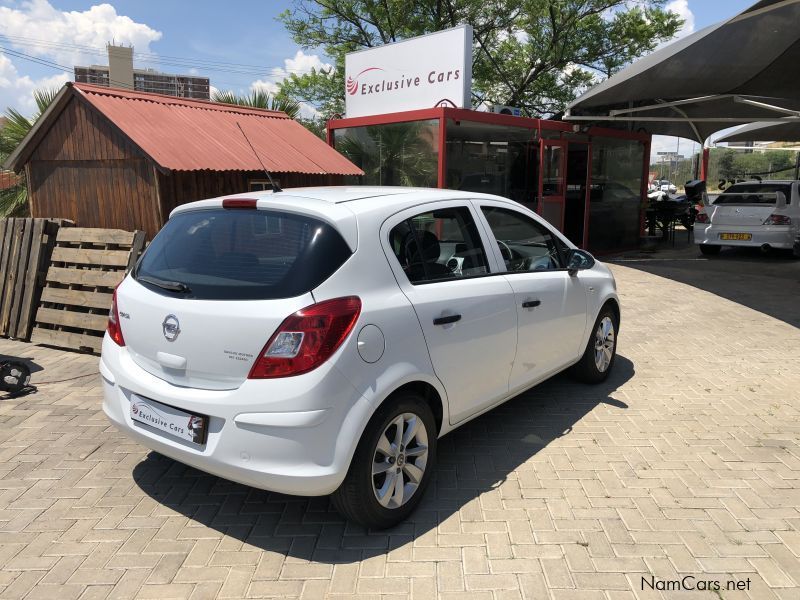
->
[0,218,64,341]
[30,227,145,353]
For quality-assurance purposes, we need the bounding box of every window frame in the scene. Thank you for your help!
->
[248,179,281,192]
[472,200,574,276]
[381,200,505,287]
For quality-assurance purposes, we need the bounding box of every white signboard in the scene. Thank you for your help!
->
[345,25,473,118]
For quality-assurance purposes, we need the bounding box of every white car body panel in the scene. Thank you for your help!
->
[118,283,312,390]
[694,180,799,249]
[102,187,620,496]
[471,199,589,387]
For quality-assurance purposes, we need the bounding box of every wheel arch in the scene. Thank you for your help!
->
[381,380,444,437]
[601,296,621,331]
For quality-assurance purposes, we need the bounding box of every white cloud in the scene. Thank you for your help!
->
[280,50,331,78]
[666,0,696,38]
[249,50,332,119]
[0,0,161,115]
[0,0,162,66]
[0,52,68,115]
[250,79,280,96]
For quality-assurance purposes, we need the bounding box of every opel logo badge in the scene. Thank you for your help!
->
[162,315,180,342]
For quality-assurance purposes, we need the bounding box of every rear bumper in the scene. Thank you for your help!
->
[100,336,372,496]
[693,224,796,249]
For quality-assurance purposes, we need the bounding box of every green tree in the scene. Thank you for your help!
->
[211,89,301,118]
[0,87,61,217]
[277,0,682,123]
[718,150,736,181]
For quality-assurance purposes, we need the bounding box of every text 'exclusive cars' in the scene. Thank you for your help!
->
[101,187,620,528]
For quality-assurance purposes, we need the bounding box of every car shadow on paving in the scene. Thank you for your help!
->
[131,356,633,563]
[610,246,800,329]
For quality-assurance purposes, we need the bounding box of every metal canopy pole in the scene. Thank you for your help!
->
[795,151,800,181]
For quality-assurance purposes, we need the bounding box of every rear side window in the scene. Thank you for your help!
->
[715,183,792,205]
[135,209,352,300]
[389,207,489,284]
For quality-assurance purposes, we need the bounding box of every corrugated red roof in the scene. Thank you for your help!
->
[72,83,362,176]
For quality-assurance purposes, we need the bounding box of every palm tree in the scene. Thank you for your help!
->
[211,89,301,119]
[0,87,61,217]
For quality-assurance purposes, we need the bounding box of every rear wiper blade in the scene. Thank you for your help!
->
[137,275,191,293]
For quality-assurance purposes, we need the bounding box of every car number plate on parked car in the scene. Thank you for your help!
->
[130,395,208,445]
[719,233,752,241]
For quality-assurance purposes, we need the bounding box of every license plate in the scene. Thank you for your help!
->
[719,233,752,241]
[130,395,208,445]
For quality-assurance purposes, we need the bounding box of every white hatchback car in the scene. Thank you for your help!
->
[695,180,799,255]
[101,187,620,528]
[659,180,677,194]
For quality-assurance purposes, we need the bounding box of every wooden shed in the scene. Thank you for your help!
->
[4,82,363,239]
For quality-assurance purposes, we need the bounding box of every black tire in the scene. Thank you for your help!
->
[331,393,437,529]
[699,244,721,255]
[569,305,618,384]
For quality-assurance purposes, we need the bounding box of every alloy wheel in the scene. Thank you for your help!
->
[371,412,429,509]
[594,316,615,372]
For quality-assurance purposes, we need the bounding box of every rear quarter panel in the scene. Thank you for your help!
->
[311,207,449,437]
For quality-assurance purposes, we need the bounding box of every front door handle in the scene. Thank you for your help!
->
[433,314,461,326]
[522,300,541,308]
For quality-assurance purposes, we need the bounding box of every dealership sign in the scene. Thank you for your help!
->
[344,25,473,118]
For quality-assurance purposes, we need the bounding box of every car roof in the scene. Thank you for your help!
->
[168,186,525,252]
[172,186,521,216]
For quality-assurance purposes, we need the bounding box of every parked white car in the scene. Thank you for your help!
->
[658,180,677,194]
[101,187,620,528]
[694,180,799,255]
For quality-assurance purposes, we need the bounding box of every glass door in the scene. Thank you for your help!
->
[538,139,567,231]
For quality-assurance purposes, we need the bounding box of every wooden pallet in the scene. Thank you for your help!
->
[0,218,64,341]
[31,227,145,353]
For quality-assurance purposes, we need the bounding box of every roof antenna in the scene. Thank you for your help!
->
[236,121,281,192]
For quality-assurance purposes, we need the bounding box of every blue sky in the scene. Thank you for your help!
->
[0,0,760,155]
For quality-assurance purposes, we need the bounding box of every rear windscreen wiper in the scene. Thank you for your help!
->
[137,275,191,293]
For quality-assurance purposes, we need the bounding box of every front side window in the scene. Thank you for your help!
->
[481,206,563,272]
[389,207,489,284]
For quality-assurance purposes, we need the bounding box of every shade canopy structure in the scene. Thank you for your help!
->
[714,119,800,143]
[565,0,800,143]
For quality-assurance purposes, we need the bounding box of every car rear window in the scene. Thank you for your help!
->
[714,183,792,205]
[134,208,352,300]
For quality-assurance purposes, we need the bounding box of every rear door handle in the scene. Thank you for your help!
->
[433,314,461,326]
[522,300,541,308]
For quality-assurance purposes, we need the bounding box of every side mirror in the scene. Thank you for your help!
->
[776,191,787,209]
[567,249,595,276]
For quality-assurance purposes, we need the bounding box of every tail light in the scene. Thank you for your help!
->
[107,287,125,346]
[763,214,792,225]
[695,212,709,223]
[249,296,361,378]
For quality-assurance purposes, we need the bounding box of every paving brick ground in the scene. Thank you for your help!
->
[1,263,799,600]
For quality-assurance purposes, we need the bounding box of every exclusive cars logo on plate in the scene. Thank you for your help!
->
[162,314,180,342]
[130,395,207,444]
